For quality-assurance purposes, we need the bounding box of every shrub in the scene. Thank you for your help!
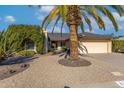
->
[61,46,67,52]
[112,40,124,52]
[16,50,36,56]
[0,48,5,60]
[48,48,56,52]
[1,25,44,54]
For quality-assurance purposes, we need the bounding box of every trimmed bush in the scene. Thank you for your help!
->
[112,40,124,52]
[16,50,36,56]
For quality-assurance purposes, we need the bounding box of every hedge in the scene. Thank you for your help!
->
[0,24,44,54]
[112,40,124,52]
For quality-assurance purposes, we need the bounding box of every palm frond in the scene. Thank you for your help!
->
[41,5,124,33]
[88,9,105,30]
[95,6,118,31]
[110,5,124,16]
[80,21,85,33]
[52,15,61,33]
[59,5,67,22]
[41,15,49,30]
[81,6,105,30]
[59,5,67,35]
[42,6,59,30]
[81,12,92,31]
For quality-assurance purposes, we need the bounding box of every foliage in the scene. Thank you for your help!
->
[112,40,124,52]
[16,50,36,56]
[0,48,5,60]
[61,46,67,51]
[48,46,67,52]
[41,5,124,33]
[0,25,44,54]
[48,48,56,52]
[0,31,4,48]
[0,32,6,60]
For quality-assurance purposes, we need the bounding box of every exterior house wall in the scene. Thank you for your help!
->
[107,41,112,53]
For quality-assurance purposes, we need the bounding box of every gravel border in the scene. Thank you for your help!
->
[58,58,91,67]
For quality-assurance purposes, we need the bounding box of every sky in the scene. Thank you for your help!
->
[0,5,124,36]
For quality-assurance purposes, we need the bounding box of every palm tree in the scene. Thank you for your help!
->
[42,5,124,60]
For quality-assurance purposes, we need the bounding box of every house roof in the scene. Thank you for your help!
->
[48,33,69,41]
[47,32,112,41]
[78,32,112,39]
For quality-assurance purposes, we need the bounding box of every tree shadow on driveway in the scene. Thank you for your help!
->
[0,56,38,66]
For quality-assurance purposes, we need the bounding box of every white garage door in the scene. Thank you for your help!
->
[79,42,108,53]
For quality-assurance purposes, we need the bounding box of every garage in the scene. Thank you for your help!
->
[78,32,112,54]
[79,41,111,53]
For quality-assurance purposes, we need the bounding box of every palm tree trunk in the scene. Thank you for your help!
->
[69,24,78,60]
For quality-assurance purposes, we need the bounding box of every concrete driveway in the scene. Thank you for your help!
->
[0,54,124,88]
[89,53,124,71]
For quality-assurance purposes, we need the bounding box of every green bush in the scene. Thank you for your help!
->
[48,48,56,52]
[16,50,36,56]
[0,48,5,60]
[1,25,44,54]
[112,40,124,52]
[61,46,67,51]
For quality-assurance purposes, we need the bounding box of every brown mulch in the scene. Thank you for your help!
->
[0,63,29,80]
[58,58,91,67]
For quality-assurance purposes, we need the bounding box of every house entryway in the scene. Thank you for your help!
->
[23,39,36,51]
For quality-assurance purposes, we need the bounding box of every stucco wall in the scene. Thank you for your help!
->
[107,41,112,53]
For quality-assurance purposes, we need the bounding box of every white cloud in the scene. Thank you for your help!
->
[112,12,124,22]
[35,6,56,21]
[112,12,124,30]
[39,6,55,13]
[36,15,45,21]
[5,15,15,23]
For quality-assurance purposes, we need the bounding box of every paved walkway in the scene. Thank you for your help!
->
[0,54,124,88]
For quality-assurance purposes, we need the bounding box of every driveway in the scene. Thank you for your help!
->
[89,53,124,71]
[0,54,124,88]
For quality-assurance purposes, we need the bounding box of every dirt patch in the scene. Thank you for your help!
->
[0,63,29,80]
[58,58,91,67]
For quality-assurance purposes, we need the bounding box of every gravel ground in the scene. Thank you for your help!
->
[0,55,124,88]
[0,63,29,80]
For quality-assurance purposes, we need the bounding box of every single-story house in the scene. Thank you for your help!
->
[43,31,112,54]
